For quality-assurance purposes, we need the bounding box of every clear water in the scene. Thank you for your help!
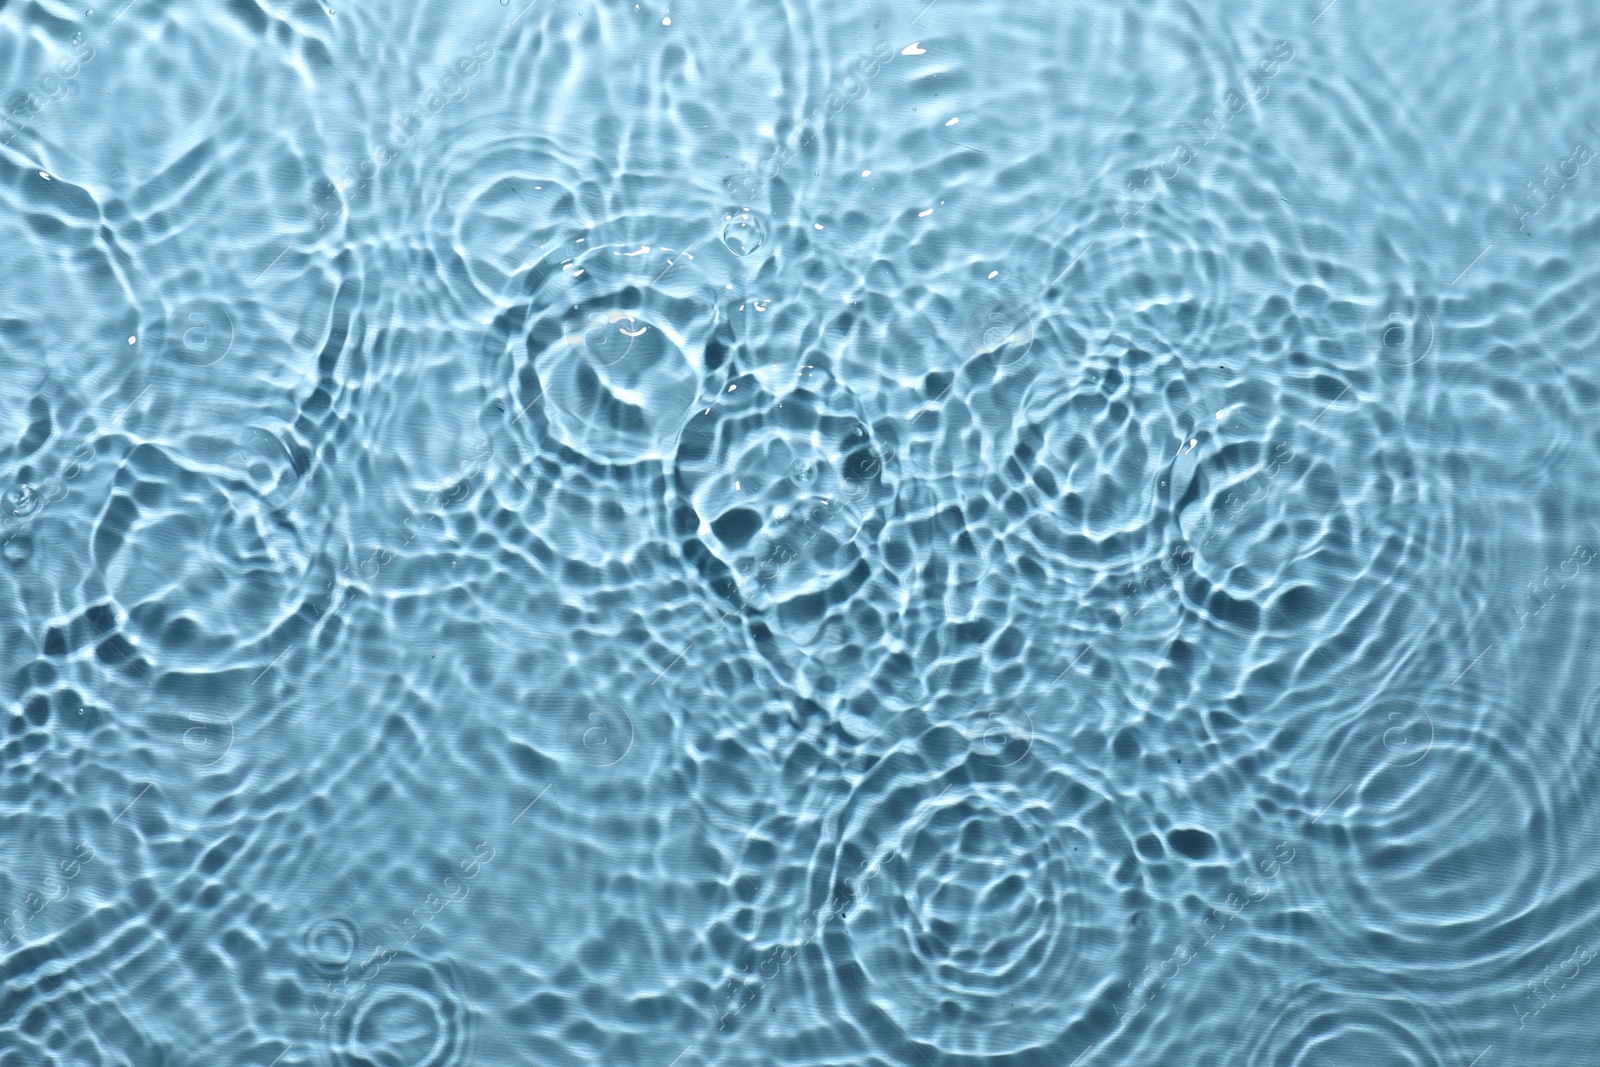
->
[3,0,1599,1064]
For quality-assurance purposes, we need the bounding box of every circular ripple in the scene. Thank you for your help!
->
[93,445,312,667]
[1229,969,1472,1067]
[1160,382,1303,612]
[842,794,1116,1057]
[487,231,721,467]
[1298,704,1572,994]
[440,134,596,310]
[1048,198,1242,360]
[751,724,1159,1062]
[1002,341,1204,600]
[319,953,474,1067]
[672,363,894,613]
[303,918,359,971]
[669,361,905,702]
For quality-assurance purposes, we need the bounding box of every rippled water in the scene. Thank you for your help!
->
[3,0,1599,1064]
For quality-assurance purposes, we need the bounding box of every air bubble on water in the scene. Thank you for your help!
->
[4,485,42,517]
[721,211,767,256]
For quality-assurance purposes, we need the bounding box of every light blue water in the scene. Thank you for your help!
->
[3,0,1599,1064]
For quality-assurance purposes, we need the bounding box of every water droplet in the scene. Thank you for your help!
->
[720,210,767,256]
[4,484,43,518]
